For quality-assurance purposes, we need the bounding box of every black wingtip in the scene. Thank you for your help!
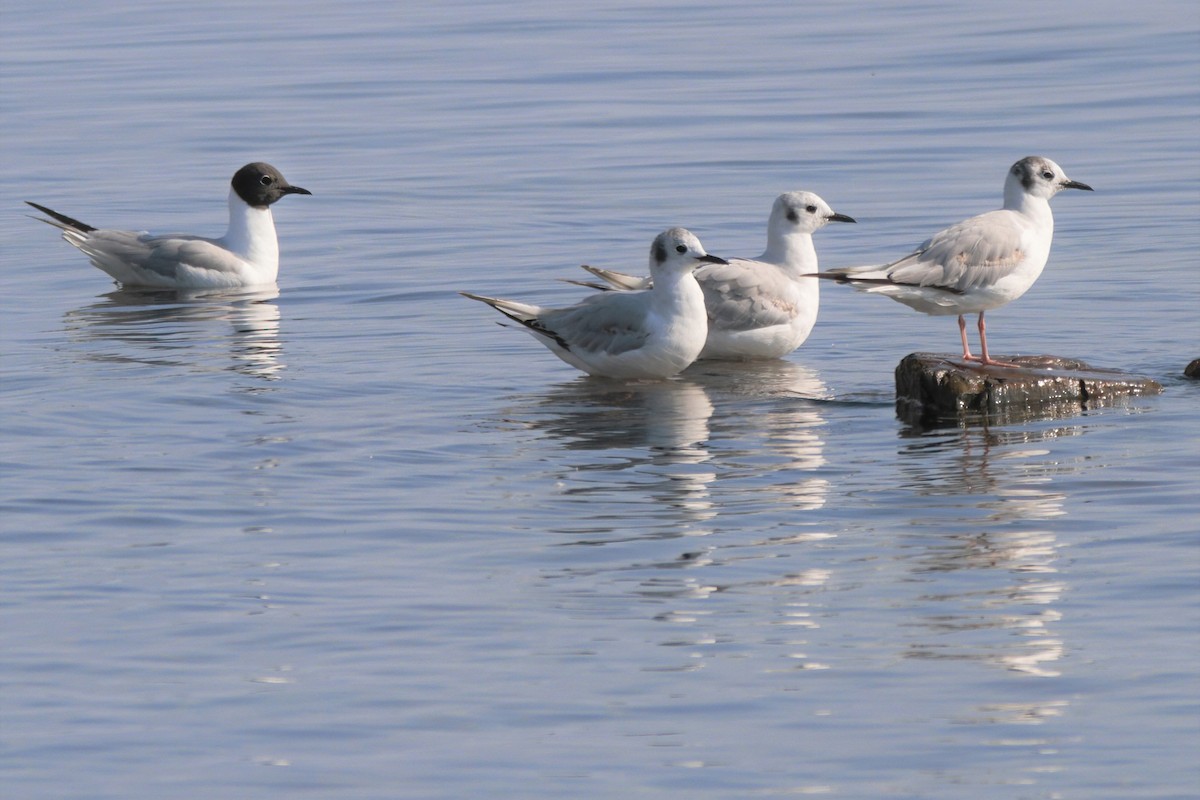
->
[24,201,96,233]
[809,271,855,283]
[810,271,966,296]
[461,291,572,352]
[558,278,613,292]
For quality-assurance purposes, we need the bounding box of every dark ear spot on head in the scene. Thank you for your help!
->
[653,240,667,265]
[1017,163,1035,191]
[786,210,799,223]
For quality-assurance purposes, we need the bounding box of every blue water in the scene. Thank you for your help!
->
[2,1,1198,798]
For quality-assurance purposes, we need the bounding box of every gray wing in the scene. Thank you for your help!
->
[697,259,797,332]
[884,210,1027,292]
[540,292,653,356]
[80,231,243,279]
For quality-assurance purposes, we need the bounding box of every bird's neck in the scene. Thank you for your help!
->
[761,232,817,274]
[650,268,705,313]
[222,190,279,273]
[1003,185,1053,223]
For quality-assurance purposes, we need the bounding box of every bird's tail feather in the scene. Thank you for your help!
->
[25,202,96,234]
[459,291,542,323]
[578,265,649,291]
[807,270,965,296]
[459,291,570,350]
[558,278,613,291]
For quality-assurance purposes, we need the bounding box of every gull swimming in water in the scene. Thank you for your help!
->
[815,156,1092,367]
[461,228,726,380]
[26,162,311,290]
[575,191,855,360]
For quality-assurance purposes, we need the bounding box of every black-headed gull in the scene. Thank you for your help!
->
[27,162,311,290]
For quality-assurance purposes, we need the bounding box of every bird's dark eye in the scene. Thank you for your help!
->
[805,205,817,214]
[260,175,274,186]
[675,244,687,254]
[1041,170,1054,180]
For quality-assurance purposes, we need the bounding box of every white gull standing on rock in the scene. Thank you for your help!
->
[814,156,1092,367]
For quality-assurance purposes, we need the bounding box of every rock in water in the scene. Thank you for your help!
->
[1185,359,1200,379]
[895,353,1163,426]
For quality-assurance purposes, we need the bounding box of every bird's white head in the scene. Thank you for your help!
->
[769,191,857,238]
[1005,156,1093,208]
[648,227,727,278]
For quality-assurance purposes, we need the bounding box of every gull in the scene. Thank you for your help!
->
[574,192,855,360]
[815,156,1092,367]
[26,162,311,290]
[461,228,726,380]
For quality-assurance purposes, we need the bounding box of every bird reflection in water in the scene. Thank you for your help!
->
[506,376,718,532]
[505,360,836,544]
[514,359,840,680]
[896,423,1087,679]
[62,286,284,383]
[687,359,832,513]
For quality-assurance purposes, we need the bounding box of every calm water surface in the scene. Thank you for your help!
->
[2,1,1198,798]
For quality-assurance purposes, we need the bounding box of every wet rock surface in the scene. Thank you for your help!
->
[896,353,1164,427]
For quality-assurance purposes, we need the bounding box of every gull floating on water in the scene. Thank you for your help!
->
[461,228,726,380]
[26,162,311,290]
[574,192,855,360]
[814,156,1092,367]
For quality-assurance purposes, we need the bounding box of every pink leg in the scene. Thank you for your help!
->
[957,315,976,361]
[978,312,991,363]
[976,311,1019,367]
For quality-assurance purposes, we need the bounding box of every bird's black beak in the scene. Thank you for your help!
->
[699,253,728,265]
[283,184,313,196]
[1062,179,1092,192]
[827,212,857,224]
